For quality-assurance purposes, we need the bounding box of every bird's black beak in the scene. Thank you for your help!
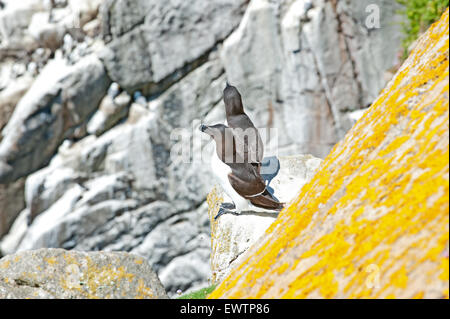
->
[199,124,207,132]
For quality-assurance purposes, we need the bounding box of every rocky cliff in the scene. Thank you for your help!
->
[209,9,449,299]
[0,0,405,295]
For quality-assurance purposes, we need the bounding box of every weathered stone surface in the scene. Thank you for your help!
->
[207,155,323,284]
[87,91,131,136]
[0,75,34,134]
[0,248,168,298]
[0,209,30,255]
[0,54,110,183]
[99,0,248,92]
[0,178,26,240]
[209,10,449,299]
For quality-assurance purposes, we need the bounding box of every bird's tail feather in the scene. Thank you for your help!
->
[248,189,285,211]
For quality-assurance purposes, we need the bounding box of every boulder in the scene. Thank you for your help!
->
[208,155,323,284]
[209,10,449,299]
[0,178,26,240]
[0,54,111,183]
[0,248,168,298]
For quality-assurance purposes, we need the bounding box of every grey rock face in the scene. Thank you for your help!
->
[1,56,225,296]
[99,0,248,92]
[0,75,34,133]
[0,178,26,240]
[0,75,36,238]
[221,0,403,158]
[0,55,111,183]
[0,248,168,298]
[87,90,132,136]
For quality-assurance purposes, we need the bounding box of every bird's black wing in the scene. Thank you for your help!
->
[227,163,266,197]
[228,115,264,164]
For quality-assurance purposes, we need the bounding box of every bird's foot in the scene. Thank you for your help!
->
[220,202,236,210]
[214,207,236,220]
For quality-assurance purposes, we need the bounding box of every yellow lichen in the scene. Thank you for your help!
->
[0,260,10,269]
[134,258,144,265]
[209,9,449,299]
[45,257,57,265]
[58,253,159,299]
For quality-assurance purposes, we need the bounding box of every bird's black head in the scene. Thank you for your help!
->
[199,123,235,162]
[199,123,227,137]
[223,83,244,115]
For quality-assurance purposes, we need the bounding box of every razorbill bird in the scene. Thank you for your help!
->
[223,83,264,172]
[200,124,284,219]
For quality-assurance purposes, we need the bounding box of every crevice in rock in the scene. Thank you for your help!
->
[14,278,40,288]
[142,49,224,100]
[329,0,365,110]
[101,0,148,42]
[228,249,246,266]
[303,33,344,139]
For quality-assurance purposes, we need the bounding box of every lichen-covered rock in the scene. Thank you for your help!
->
[209,9,449,299]
[207,155,322,285]
[0,248,168,299]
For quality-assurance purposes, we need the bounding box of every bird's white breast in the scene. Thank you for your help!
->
[210,147,232,185]
[210,145,249,212]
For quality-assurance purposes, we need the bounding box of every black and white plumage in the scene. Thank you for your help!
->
[200,124,284,219]
[223,83,264,173]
